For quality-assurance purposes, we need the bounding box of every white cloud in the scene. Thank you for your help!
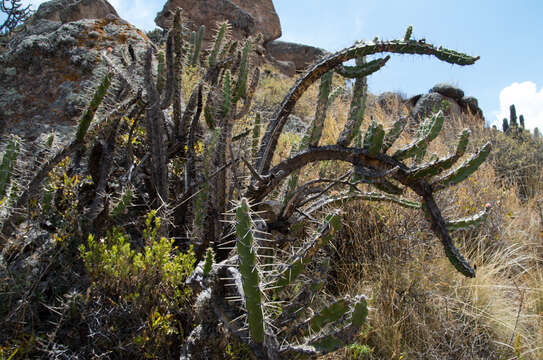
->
[494,81,543,131]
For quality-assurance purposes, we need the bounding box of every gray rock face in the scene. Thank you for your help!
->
[155,0,281,46]
[0,14,149,139]
[429,83,464,101]
[265,40,327,73]
[29,0,119,24]
[411,92,462,120]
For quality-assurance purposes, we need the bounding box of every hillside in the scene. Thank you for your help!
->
[1,1,543,359]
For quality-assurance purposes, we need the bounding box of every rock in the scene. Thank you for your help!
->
[155,0,281,45]
[265,40,327,73]
[460,96,483,118]
[429,83,464,101]
[411,92,462,120]
[28,0,119,24]
[0,14,150,140]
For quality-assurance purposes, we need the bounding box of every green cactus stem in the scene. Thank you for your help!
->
[208,22,228,67]
[392,111,444,161]
[446,206,491,231]
[406,129,470,179]
[309,298,351,333]
[382,116,407,152]
[156,51,165,93]
[273,214,340,292]
[432,142,491,191]
[337,56,368,147]
[362,120,385,156]
[309,71,333,147]
[509,104,518,127]
[0,135,20,199]
[233,39,252,103]
[76,72,112,143]
[222,70,232,117]
[110,188,133,218]
[235,198,265,344]
[252,112,261,159]
[404,25,413,41]
[191,24,205,66]
[202,247,215,276]
[334,55,390,79]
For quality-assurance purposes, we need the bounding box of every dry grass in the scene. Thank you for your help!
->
[307,92,543,359]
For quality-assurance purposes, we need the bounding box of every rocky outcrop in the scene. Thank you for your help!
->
[28,0,119,24]
[0,13,149,140]
[155,0,281,46]
[408,83,484,124]
[265,40,327,73]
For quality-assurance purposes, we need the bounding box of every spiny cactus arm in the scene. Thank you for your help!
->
[309,71,333,147]
[208,22,228,67]
[309,298,351,333]
[0,135,20,200]
[202,247,215,276]
[159,31,175,110]
[301,192,421,220]
[156,50,165,93]
[272,214,339,292]
[327,86,343,107]
[392,111,444,161]
[247,145,406,202]
[234,67,260,120]
[235,199,265,344]
[191,24,205,66]
[76,72,113,143]
[110,187,133,218]
[222,70,232,118]
[432,142,491,191]
[87,92,142,225]
[382,116,408,153]
[422,190,475,277]
[281,295,369,357]
[406,129,470,179]
[172,8,184,141]
[184,84,203,194]
[334,55,390,79]
[143,47,169,208]
[233,39,251,103]
[445,206,490,232]
[362,120,385,156]
[337,56,367,148]
[404,25,413,41]
[256,39,479,173]
[252,112,261,159]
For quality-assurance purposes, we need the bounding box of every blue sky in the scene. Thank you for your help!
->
[16,0,543,130]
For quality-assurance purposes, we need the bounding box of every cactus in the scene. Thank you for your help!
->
[519,114,525,129]
[509,104,518,128]
[208,22,229,68]
[235,198,265,344]
[502,118,509,133]
[191,24,205,66]
[252,112,261,159]
[404,25,413,41]
[76,72,112,143]
[202,247,215,276]
[0,135,20,200]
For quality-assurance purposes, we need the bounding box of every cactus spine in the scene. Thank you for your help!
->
[76,72,112,143]
[191,24,205,66]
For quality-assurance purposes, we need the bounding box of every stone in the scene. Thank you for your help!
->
[411,92,462,120]
[460,96,483,118]
[265,40,327,73]
[155,0,281,46]
[28,0,119,24]
[0,15,150,140]
[375,92,405,115]
[429,83,464,101]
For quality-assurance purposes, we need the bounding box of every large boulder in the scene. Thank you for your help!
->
[265,40,327,73]
[429,83,464,101]
[0,13,149,140]
[28,0,119,24]
[155,0,281,46]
